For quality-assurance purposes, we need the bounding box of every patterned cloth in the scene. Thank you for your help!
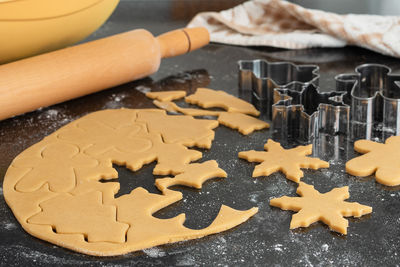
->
[188,0,400,58]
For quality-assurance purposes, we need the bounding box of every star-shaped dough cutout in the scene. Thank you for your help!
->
[238,139,329,182]
[270,182,372,234]
[346,136,400,186]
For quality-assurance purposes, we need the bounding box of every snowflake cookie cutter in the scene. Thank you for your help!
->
[272,83,349,144]
[335,63,400,141]
[238,59,349,143]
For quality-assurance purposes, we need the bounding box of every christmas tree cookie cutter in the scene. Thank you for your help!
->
[238,59,320,100]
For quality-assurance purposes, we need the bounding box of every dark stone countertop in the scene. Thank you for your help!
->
[1,1,400,266]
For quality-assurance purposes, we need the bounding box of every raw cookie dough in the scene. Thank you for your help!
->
[155,160,227,191]
[185,88,260,116]
[346,136,400,186]
[136,109,218,149]
[152,100,269,135]
[3,109,258,256]
[270,182,372,234]
[217,112,269,135]
[239,139,329,182]
[153,100,220,116]
[145,90,186,101]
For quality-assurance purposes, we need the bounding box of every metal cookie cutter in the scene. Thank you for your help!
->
[238,59,349,144]
[272,83,349,144]
[238,59,319,119]
[336,64,400,141]
[238,59,320,98]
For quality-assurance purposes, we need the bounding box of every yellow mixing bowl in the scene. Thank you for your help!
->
[0,0,119,63]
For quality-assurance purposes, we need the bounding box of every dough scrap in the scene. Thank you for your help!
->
[155,160,227,191]
[114,187,257,248]
[346,136,400,186]
[145,90,186,102]
[238,139,329,182]
[153,100,268,135]
[152,100,180,114]
[153,100,220,116]
[270,182,372,234]
[185,88,260,116]
[218,112,269,135]
[3,109,258,256]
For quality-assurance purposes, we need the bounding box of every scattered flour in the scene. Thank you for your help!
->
[110,93,128,102]
[112,95,122,102]
[38,109,59,120]
[176,254,196,266]
[0,187,3,195]
[0,245,91,265]
[143,247,166,258]
[45,109,58,118]
[36,108,73,131]
[273,244,283,252]
[103,93,129,109]
[135,85,151,94]
[218,236,227,244]
[4,222,17,230]
[321,244,329,252]
[249,193,259,203]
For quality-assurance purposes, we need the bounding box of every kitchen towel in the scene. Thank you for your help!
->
[187,0,400,58]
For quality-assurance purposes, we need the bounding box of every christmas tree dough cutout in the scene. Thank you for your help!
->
[346,136,400,186]
[270,182,372,234]
[239,139,329,182]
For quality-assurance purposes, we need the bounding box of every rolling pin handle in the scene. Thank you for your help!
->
[157,27,209,59]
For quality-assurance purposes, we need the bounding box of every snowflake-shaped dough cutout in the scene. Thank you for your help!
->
[239,139,329,182]
[346,136,400,186]
[270,182,372,234]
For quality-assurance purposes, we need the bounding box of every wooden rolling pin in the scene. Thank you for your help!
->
[0,27,209,120]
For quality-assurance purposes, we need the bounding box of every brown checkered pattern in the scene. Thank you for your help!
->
[188,0,400,58]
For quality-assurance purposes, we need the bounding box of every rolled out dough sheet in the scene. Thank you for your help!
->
[3,109,258,256]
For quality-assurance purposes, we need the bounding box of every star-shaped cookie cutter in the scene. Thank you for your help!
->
[336,63,400,140]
